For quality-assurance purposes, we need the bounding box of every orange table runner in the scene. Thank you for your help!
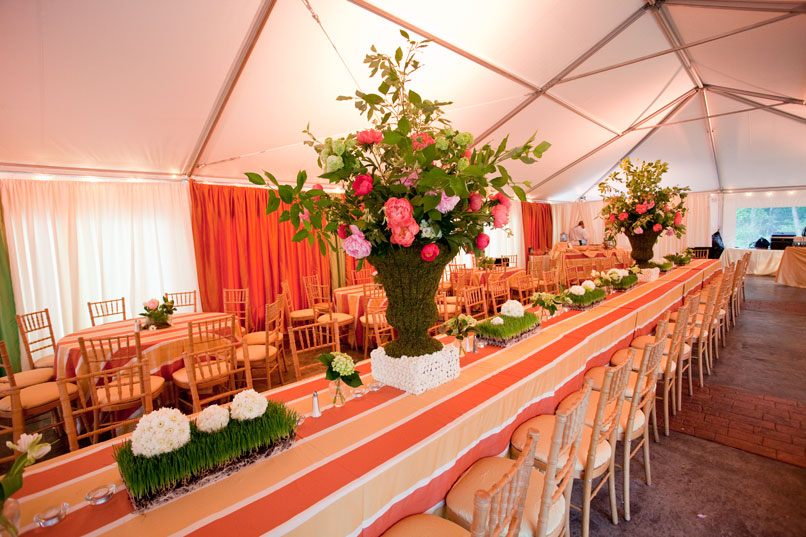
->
[21,261,719,537]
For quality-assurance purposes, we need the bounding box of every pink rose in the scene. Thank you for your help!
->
[653,223,663,232]
[674,211,683,226]
[300,208,310,223]
[411,132,435,151]
[357,129,383,145]
[491,204,509,228]
[664,203,673,212]
[666,229,675,236]
[608,214,616,223]
[144,299,159,310]
[352,174,374,196]
[467,192,483,212]
[309,184,324,200]
[337,224,349,239]
[634,227,644,235]
[400,169,419,188]
[494,193,512,209]
[384,198,415,229]
[476,233,490,250]
[390,221,419,247]
[647,199,655,210]
[463,149,472,161]
[618,212,628,221]
[436,192,461,214]
[635,203,647,215]
[421,243,439,262]
[343,225,372,259]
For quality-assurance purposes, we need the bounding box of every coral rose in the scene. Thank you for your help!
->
[674,211,683,226]
[467,192,483,212]
[635,203,648,215]
[618,212,628,221]
[421,243,439,262]
[608,214,616,223]
[653,223,663,232]
[383,198,415,228]
[337,224,349,239]
[357,129,383,145]
[352,174,374,196]
[476,233,490,249]
[411,132,435,151]
[144,299,159,310]
[493,193,512,209]
[390,221,419,247]
[491,204,510,228]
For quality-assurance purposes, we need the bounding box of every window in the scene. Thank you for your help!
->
[734,206,806,248]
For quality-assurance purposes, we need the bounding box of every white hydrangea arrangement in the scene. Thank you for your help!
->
[581,280,596,291]
[569,285,586,296]
[331,353,356,377]
[131,408,191,458]
[230,389,269,422]
[500,299,525,318]
[318,352,363,389]
[196,404,230,433]
[490,316,504,326]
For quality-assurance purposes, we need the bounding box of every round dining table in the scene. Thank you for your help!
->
[55,312,240,381]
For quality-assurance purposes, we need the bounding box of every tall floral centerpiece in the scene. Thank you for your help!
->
[598,158,689,267]
[246,34,549,363]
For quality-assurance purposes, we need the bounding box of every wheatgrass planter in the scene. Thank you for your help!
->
[476,324,541,348]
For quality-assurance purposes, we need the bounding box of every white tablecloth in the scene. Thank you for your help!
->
[721,248,784,276]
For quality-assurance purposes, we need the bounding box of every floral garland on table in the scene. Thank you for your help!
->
[246,33,550,359]
[318,352,363,405]
[1,434,52,536]
[140,296,177,329]
[598,159,689,265]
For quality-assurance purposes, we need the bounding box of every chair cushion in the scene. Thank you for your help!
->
[289,308,315,321]
[584,392,646,438]
[444,295,460,304]
[34,354,55,369]
[510,413,612,474]
[172,361,229,387]
[383,514,469,537]
[631,336,690,359]
[236,345,278,363]
[244,331,282,346]
[0,368,54,389]
[583,366,638,398]
[96,376,166,405]
[0,382,78,411]
[359,313,387,326]
[445,456,565,537]
[317,312,354,324]
[438,304,460,315]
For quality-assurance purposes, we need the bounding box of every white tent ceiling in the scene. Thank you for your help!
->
[1,0,804,201]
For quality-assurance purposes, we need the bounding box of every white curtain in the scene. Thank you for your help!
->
[1,178,198,341]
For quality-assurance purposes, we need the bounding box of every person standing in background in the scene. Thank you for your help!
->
[569,220,589,244]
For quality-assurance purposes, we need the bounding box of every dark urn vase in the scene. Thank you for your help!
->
[626,229,661,267]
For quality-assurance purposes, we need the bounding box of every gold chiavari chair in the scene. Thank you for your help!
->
[62,333,165,449]
[281,280,315,326]
[15,309,57,376]
[384,429,541,537]
[565,264,588,288]
[462,285,489,321]
[88,297,126,326]
[223,288,250,332]
[536,267,562,294]
[500,254,518,268]
[691,247,709,259]
[165,290,197,313]
[0,341,29,448]
[288,319,340,381]
[487,278,511,314]
[370,307,395,352]
[240,301,285,389]
[347,264,375,286]
[307,282,355,350]
[509,272,536,305]
[360,283,387,359]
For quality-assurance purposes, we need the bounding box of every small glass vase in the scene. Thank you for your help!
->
[1,498,20,537]
[329,379,347,407]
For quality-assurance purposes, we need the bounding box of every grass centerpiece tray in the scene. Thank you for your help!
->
[564,281,607,311]
[474,300,541,347]
[647,260,674,273]
[114,392,299,512]
[593,266,641,292]
[248,34,551,395]
[664,248,693,266]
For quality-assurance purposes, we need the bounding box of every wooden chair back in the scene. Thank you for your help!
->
[0,341,26,451]
[623,340,664,439]
[586,360,631,470]
[370,306,395,349]
[487,279,511,314]
[470,428,539,537]
[62,332,156,449]
[695,282,720,346]
[187,314,238,354]
[305,282,333,315]
[463,285,489,320]
[666,304,689,375]
[537,267,561,294]
[361,283,386,311]
[565,263,587,287]
[347,264,375,286]
[499,254,517,268]
[223,288,250,332]
[692,247,709,259]
[288,319,340,379]
[16,308,57,370]
[88,297,126,326]
[165,291,197,313]
[181,339,252,413]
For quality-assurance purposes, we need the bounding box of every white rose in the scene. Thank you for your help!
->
[569,285,586,296]
[500,300,525,318]
[196,405,230,433]
[581,280,596,291]
[131,408,190,458]
[230,389,268,421]
[491,316,504,325]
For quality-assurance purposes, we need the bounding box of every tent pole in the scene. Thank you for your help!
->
[577,90,701,199]
[472,93,542,148]
[701,91,724,191]
[526,88,699,195]
[709,88,806,125]
[704,85,804,105]
[630,101,791,128]
[543,94,621,135]
[182,0,278,178]
[559,12,798,84]
[662,0,806,14]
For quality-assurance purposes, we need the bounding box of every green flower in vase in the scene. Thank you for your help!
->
[318,352,363,406]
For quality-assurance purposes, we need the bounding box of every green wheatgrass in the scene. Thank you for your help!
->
[567,288,607,306]
[611,273,639,290]
[474,311,540,339]
[114,400,299,500]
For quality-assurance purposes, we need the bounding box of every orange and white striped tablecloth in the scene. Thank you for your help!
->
[20,261,720,537]
[55,312,239,381]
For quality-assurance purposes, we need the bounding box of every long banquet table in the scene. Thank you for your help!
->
[19,260,720,537]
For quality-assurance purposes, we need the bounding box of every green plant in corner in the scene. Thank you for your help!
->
[2,434,51,536]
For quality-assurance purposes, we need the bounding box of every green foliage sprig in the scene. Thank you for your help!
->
[114,400,298,501]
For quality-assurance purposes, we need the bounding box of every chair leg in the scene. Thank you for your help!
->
[651,399,660,443]
[664,383,671,437]
[608,457,619,525]
[643,428,652,486]
[563,481,573,537]
[623,439,631,521]
[688,359,694,396]
[698,348,705,387]
[582,479,593,537]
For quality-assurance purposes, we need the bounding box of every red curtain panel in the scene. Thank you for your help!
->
[521,201,553,254]
[189,180,331,331]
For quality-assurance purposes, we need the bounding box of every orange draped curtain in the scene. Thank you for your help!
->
[521,201,553,254]
[189,180,331,331]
